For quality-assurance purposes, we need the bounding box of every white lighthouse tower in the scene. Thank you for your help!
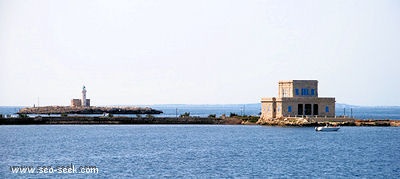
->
[82,85,87,107]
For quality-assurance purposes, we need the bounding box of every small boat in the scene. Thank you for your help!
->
[315,125,340,132]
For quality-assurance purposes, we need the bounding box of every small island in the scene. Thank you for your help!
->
[18,106,163,115]
[18,86,162,115]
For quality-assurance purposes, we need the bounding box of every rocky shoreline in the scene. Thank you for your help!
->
[18,106,163,114]
[256,117,400,127]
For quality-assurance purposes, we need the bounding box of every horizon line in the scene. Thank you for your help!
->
[1,103,400,108]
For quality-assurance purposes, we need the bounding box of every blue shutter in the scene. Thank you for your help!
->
[288,106,292,112]
[325,106,329,112]
[295,89,299,96]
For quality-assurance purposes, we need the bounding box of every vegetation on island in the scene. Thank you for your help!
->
[208,114,216,118]
[238,116,260,123]
[229,113,239,117]
[146,114,155,119]
[224,113,259,124]
[18,113,28,118]
[180,112,190,118]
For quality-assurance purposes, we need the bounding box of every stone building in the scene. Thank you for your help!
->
[71,99,82,107]
[261,80,335,119]
[70,86,90,107]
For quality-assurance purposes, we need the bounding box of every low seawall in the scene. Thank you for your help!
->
[0,116,242,125]
[1,116,399,126]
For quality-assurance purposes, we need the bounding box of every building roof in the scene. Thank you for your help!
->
[278,80,318,83]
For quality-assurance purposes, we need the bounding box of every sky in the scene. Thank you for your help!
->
[1,0,399,106]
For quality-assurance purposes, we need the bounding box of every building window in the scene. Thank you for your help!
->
[325,106,329,113]
[282,88,289,97]
[313,104,318,115]
[288,106,292,112]
[298,104,303,115]
[311,89,315,96]
[305,104,312,115]
[301,88,310,96]
[295,89,299,96]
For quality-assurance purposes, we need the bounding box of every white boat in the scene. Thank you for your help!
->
[315,125,340,132]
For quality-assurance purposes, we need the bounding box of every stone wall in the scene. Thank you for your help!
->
[261,98,276,119]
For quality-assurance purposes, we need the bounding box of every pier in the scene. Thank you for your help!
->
[0,116,241,125]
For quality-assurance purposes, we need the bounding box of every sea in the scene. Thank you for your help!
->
[1,105,400,178]
[1,125,399,178]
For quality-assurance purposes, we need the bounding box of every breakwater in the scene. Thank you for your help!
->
[0,116,242,125]
[1,116,399,126]
[18,106,163,114]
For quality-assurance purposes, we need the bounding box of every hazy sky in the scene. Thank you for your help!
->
[1,0,399,106]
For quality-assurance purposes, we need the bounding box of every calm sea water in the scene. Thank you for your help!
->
[1,125,399,178]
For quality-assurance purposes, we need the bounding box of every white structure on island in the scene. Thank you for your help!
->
[71,86,91,107]
[82,86,87,107]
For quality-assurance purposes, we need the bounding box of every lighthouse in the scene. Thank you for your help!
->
[82,85,87,107]
[71,86,91,107]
